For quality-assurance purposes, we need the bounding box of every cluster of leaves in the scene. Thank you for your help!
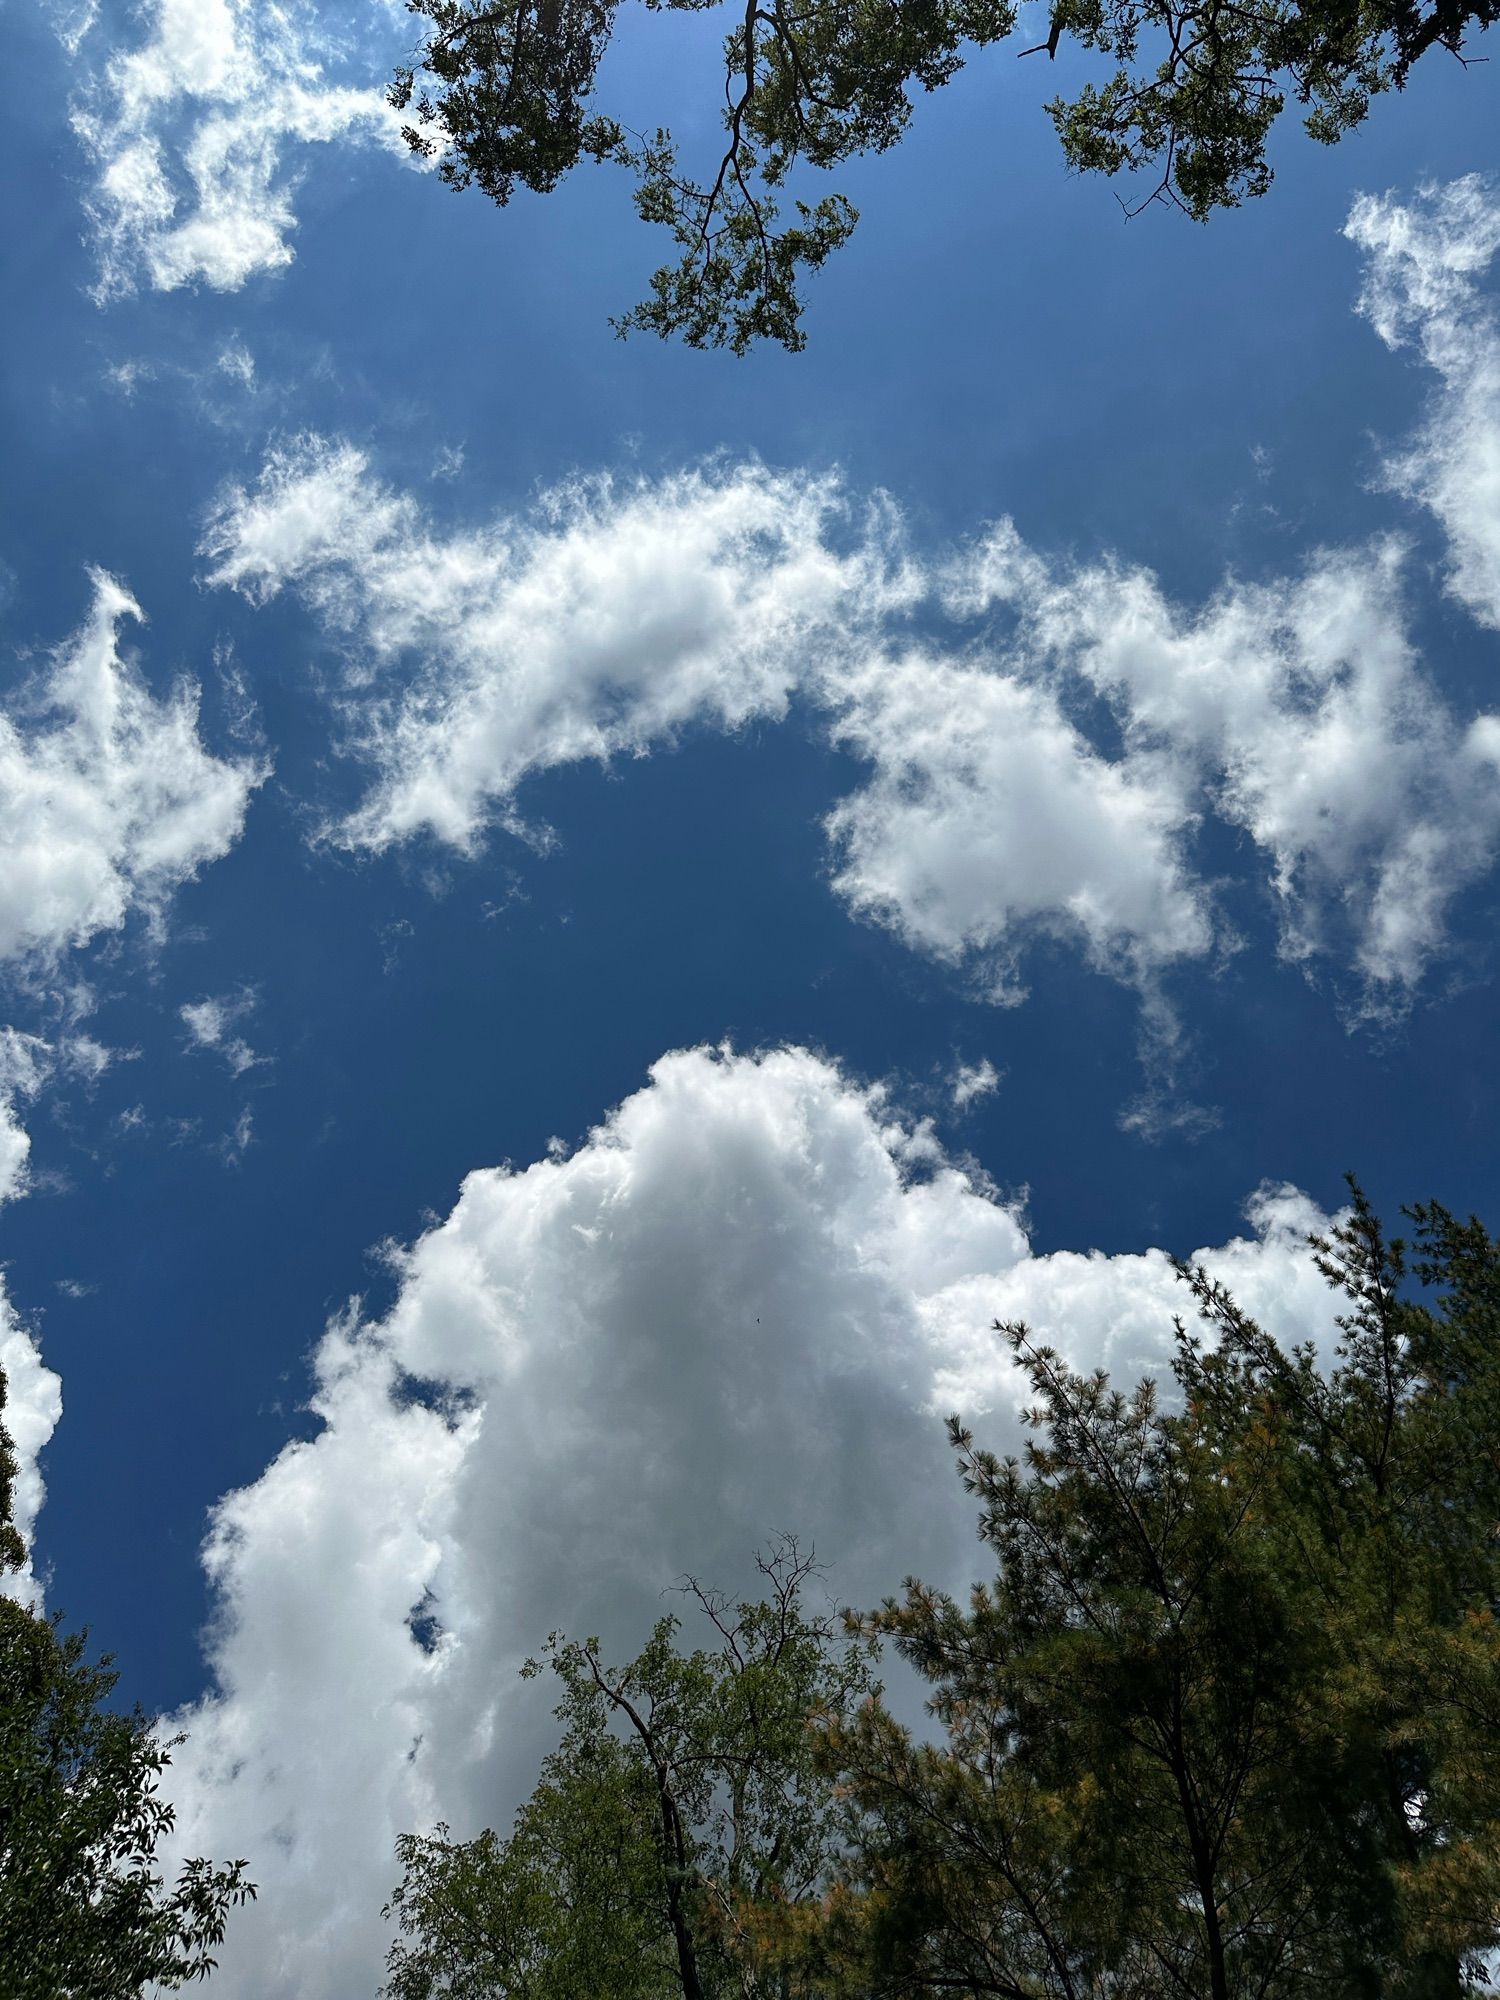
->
[806,1187,1500,1999]
[392,1,1015,352]
[0,1370,254,1997]
[386,1182,1500,1998]
[382,1538,876,1999]
[391,0,1496,350]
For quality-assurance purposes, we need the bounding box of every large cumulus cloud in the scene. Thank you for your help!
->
[160,1043,1345,1999]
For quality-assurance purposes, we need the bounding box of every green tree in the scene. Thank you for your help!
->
[381,1190,1500,1998]
[0,1366,254,1997]
[1169,1187,1500,1997]
[390,0,1496,352]
[382,1538,875,1999]
[802,1183,1500,1999]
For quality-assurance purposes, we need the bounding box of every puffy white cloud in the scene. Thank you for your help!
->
[202,437,911,852]
[69,0,408,300]
[1347,175,1500,629]
[205,421,1499,1054]
[943,525,1500,1011]
[160,1044,1345,1999]
[0,570,265,974]
[0,1283,60,1614]
[203,444,1225,1116]
[0,1023,128,1587]
[825,647,1211,1000]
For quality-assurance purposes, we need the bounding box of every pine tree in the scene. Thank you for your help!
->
[810,1183,1500,1997]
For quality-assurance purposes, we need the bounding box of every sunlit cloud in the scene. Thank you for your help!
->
[161,1043,1345,1999]
[67,0,408,301]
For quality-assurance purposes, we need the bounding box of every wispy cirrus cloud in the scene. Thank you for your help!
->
[180,989,267,1077]
[66,0,408,302]
[1348,173,1500,629]
[949,1056,1000,1109]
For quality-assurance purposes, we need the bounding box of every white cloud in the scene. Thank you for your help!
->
[0,1280,60,1614]
[0,570,265,974]
[202,438,911,852]
[825,646,1211,1000]
[949,1056,1000,1108]
[0,1036,64,1607]
[0,1033,48,1210]
[180,998,234,1050]
[180,990,265,1076]
[159,1044,1345,1999]
[69,0,408,301]
[0,1030,126,1208]
[203,444,1225,1113]
[1347,175,1500,628]
[218,1105,255,1166]
[104,356,154,399]
[56,1033,117,1083]
[49,0,100,58]
[942,524,1500,1012]
[217,339,257,389]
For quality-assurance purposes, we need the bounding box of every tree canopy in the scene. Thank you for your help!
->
[787,1185,1500,2000]
[381,1539,875,2000]
[0,1367,255,1997]
[387,1182,1500,1998]
[390,0,1497,351]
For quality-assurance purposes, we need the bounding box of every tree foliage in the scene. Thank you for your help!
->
[384,1184,1500,1997]
[382,1538,875,1999]
[805,1182,1500,1999]
[0,1367,254,1998]
[390,0,1496,350]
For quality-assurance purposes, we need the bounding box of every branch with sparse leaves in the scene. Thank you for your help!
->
[392,0,1496,348]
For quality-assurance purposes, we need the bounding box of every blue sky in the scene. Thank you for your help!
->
[1,2,1498,1990]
